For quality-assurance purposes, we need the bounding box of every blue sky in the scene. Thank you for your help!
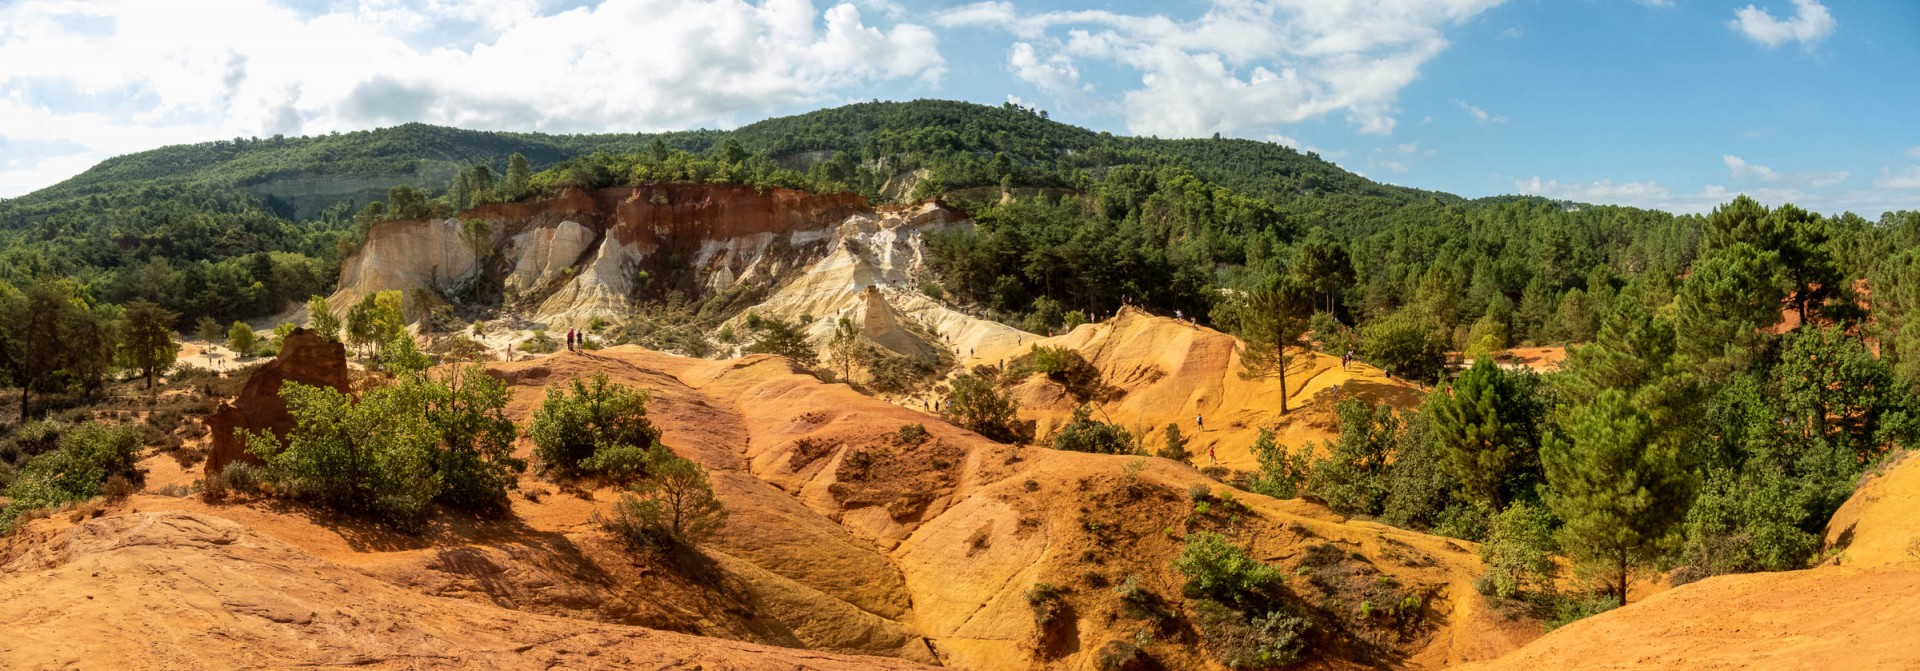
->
[0,0,1915,216]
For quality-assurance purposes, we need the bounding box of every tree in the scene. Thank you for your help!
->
[1360,310,1447,384]
[1429,360,1543,509]
[196,315,225,343]
[306,295,341,342]
[505,152,532,199]
[1478,501,1558,599]
[1306,399,1397,516]
[826,316,861,382]
[346,295,379,355]
[1291,227,1355,314]
[1543,389,1696,604]
[459,219,493,264]
[247,382,437,528]
[228,321,258,358]
[1051,405,1134,454]
[1160,423,1191,464]
[1246,429,1309,499]
[1676,243,1787,375]
[608,445,728,547]
[742,314,817,367]
[418,365,525,514]
[0,279,111,420]
[1232,276,1315,414]
[371,290,407,349]
[944,373,1029,444]
[118,299,180,390]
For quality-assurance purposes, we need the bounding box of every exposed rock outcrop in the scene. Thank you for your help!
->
[331,184,869,326]
[203,329,351,477]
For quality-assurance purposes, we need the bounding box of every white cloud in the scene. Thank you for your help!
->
[1638,0,1675,8]
[1729,0,1836,49]
[1457,100,1507,124]
[1008,41,1082,95]
[0,0,944,196]
[1809,171,1848,188]
[1876,167,1920,190]
[939,0,1506,138]
[1907,146,1920,158]
[1723,154,1781,181]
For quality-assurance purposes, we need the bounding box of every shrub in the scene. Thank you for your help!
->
[1173,531,1281,606]
[892,423,931,446]
[1477,501,1559,599]
[519,330,559,354]
[944,373,1032,444]
[1245,429,1308,498]
[1160,423,1192,464]
[101,474,135,500]
[203,460,265,500]
[1053,406,1135,454]
[1305,399,1397,516]
[1112,574,1170,622]
[1014,346,1108,402]
[603,445,727,547]
[0,422,142,533]
[1191,598,1311,669]
[1094,640,1151,671]
[247,365,525,529]
[529,374,662,479]
[579,443,651,481]
[1544,591,1620,631]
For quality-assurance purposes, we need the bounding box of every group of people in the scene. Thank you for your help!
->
[564,327,584,352]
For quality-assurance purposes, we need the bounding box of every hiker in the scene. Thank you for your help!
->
[1195,413,1204,432]
[1343,348,1354,370]
[565,328,573,352]
[1175,309,1183,322]
[1208,445,1217,466]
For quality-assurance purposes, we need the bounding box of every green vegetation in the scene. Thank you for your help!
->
[602,445,727,548]
[1174,532,1311,668]
[528,374,663,480]
[0,422,141,533]
[942,372,1031,444]
[246,365,526,529]
[1051,406,1135,455]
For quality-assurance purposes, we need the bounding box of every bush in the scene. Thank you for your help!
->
[1191,598,1311,669]
[0,422,142,533]
[1053,406,1135,455]
[247,366,525,529]
[1544,591,1620,631]
[1094,640,1153,671]
[602,445,727,547]
[529,374,662,479]
[1245,429,1308,498]
[943,373,1032,444]
[1015,346,1109,402]
[203,461,266,501]
[579,442,651,481]
[1173,531,1281,606]
[1305,399,1397,516]
[1477,501,1558,599]
[1160,423,1192,464]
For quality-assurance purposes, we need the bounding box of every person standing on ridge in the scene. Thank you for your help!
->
[1195,413,1204,432]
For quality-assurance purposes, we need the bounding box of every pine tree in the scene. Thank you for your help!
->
[1676,243,1787,375]
[1429,359,1542,509]
[1232,276,1315,414]
[1543,389,1696,604]
[1291,227,1355,315]
[505,152,532,199]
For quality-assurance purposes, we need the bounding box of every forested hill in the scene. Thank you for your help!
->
[3,99,1431,224]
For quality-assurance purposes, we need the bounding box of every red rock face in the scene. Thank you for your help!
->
[203,329,351,477]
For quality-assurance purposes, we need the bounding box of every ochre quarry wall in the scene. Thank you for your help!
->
[331,184,870,327]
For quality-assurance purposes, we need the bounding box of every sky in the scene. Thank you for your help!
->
[0,0,1916,217]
